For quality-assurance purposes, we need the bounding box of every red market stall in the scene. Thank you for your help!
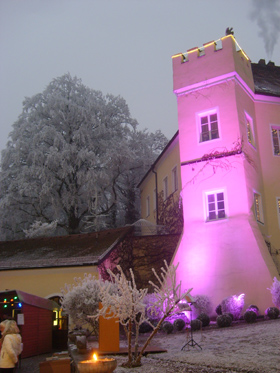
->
[0,290,59,358]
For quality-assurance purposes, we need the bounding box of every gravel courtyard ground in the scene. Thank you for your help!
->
[20,318,280,373]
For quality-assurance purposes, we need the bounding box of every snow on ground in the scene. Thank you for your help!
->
[114,318,280,373]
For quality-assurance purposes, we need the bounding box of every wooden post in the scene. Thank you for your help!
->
[98,303,119,352]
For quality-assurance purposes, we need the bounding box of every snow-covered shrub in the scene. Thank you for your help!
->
[216,314,232,328]
[61,273,104,335]
[162,321,173,334]
[246,305,259,316]
[190,319,202,331]
[220,294,245,320]
[268,277,280,308]
[173,318,185,331]
[196,313,210,327]
[265,307,279,319]
[244,310,257,323]
[192,294,213,318]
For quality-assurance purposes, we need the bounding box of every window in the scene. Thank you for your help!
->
[199,112,219,142]
[271,127,280,156]
[163,176,168,200]
[245,113,255,148]
[172,166,178,193]
[206,191,226,221]
[146,196,150,217]
[254,192,264,224]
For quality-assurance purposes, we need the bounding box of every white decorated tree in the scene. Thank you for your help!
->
[268,277,280,308]
[60,274,102,335]
[0,74,167,240]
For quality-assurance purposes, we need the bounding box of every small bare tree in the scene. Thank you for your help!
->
[92,261,192,367]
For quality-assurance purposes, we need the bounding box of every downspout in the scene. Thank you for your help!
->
[152,167,158,225]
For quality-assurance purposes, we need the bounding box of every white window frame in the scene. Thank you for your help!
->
[245,112,256,148]
[271,125,280,156]
[276,197,280,228]
[197,108,220,143]
[204,189,226,222]
[146,196,150,217]
[171,166,178,193]
[254,191,264,224]
[163,176,168,200]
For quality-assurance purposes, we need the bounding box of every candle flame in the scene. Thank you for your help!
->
[93,353,98,362]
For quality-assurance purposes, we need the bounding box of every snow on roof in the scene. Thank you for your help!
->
[252,60,280,97]
[0,226,133,270]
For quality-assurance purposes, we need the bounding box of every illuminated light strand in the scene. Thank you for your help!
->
[172,35,250,61]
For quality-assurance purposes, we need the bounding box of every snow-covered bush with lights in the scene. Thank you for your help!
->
[268,277,280,308]
[219,293,245,320]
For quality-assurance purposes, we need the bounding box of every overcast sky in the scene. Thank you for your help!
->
[0,0,279,154]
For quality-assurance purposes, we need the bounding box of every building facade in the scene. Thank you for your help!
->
[140,34,280,314]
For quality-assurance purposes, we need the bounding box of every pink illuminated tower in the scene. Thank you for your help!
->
[172,35,280,314]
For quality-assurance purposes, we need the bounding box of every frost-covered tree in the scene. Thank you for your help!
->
[60,273,103,335]
[0,74,167,240]
[268,277,280,308]
[23,220,57,238]
[93,261,192,368]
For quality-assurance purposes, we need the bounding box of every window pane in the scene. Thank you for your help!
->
[272,129,280,155]
[209,211,216,220]
[218,210,225,218]
[201,116,208,125]
[210,114,217,122]
[217,193,224,201]
[208,194,215,203]
[208,202,216,211]
[217,201,224,209]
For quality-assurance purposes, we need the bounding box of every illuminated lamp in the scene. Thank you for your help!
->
[4,305,7,308]
[18,303,22,308]
[10,299,14,302]
[14,296,18,300]
[4,299,7,303]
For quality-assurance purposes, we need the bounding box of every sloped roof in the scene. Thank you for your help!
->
[0,289,59,310]
[0,226,133,270]
[251,60,280,97]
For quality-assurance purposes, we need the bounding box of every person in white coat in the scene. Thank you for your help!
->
[0,320,22,372]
